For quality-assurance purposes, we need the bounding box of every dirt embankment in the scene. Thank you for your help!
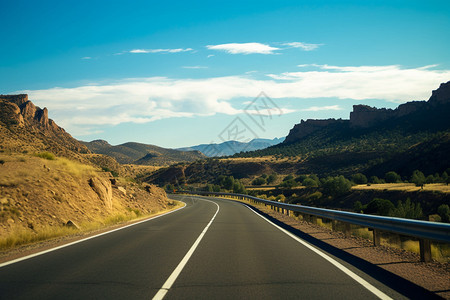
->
[0,153,171,244]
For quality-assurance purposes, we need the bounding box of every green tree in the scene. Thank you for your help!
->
[391,198,423,219]
[353,200,363,213]
[252,177,266,186]
[266,173,278,184]
[369,176,383,184]
[425,174,437,184]
[283,175,294,181]
[222,176,235,190]
[302,177,318,187]
[232,179,246,194]
[352,173,368,184]
[295,175,308,183]
[442,172,449,185]
[410,170,426,187]
[365,198,395,216]
[385,171,401,183]
[322,176,352,197]
[279,179,298,188]
[437,204,450,222]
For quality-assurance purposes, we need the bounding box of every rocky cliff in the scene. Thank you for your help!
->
[284,81,450,143]
[284,119,347,144]
[0,94,90,160]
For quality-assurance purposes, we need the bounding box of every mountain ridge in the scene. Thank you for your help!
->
[82,140,205,166]
[177,137,285,157]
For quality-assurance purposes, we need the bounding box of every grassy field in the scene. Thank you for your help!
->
[352,183,450,193]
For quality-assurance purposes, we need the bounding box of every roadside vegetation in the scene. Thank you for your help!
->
[167,168,450,223]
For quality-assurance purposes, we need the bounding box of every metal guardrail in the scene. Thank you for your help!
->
[177,191,450,261]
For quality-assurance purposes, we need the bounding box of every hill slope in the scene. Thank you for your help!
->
[83,140,205,166]
[234,81,450,177]
[0,94,171,248]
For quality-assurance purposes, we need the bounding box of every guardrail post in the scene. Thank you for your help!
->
[332,220,337,231]
[419,239,432,262]
[344,223,351,238]
[372,229,381,246]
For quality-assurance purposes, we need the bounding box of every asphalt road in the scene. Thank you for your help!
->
[0,195,433,299]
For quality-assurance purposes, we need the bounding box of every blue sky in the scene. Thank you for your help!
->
[1,0,449,148]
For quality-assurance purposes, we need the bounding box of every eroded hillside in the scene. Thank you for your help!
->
[0,95,174,248]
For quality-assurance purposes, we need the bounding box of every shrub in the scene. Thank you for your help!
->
[302,177,318,187]
[321,176,352,197]
[437,204,450,223]
[266,173,278,184]
[278,179,298,188]
[410,170,426,187]
[295,175,308,183]
[391,198,423,219]
[252,177,266,186]
[364,198,395,216]
[369,176,384,184]
[276,194,286,202]
[385,171,401,183]
[307,191,323,201]
[35,152,55,160]
[353,200,363,213]
[283,175,294,181]
[351,173,367,184]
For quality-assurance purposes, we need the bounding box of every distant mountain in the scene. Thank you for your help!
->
[83,140,205,166]
[177,137,285,157]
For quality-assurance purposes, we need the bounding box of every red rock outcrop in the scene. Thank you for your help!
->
[0,94,91,158]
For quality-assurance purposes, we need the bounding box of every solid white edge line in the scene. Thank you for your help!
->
[242,203,393,300]
[152,199,220,300]
[0,203,187,268]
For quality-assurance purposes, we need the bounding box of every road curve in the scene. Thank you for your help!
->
[0,195,432,299]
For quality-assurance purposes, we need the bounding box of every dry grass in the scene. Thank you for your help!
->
[245,186,277,191]
[53,157,97,177]
[352,183,450,193]
[0,200,184,251]
[0,226,78,250]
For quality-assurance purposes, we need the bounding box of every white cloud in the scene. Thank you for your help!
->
[302,105,342,111]
[182,66,208,69]
[81,56,92,60]
[21,64,450,135]
[283,42,322,51]
[129,48,193,54]
[206,43,279,54]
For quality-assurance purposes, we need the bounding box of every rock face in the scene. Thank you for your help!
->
[1,94,58,131]
[349,101,429,128]
[0,94,91,158]
[88,176,113,210]
[428,81,450,106]
[284,81,450,142]
[284,119,346,143]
